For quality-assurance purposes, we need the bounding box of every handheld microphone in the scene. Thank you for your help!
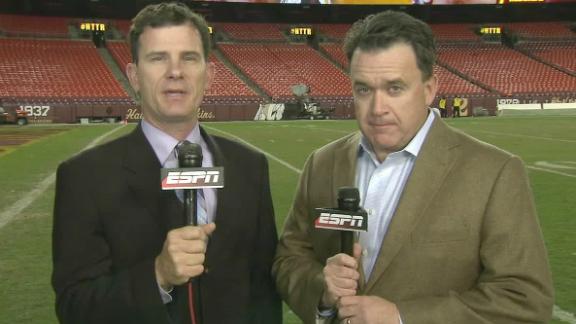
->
[314,187,367,256]
[338,187,360,256]
[160,141,226,324]
[177,142,202,226]
[177,142,203,324]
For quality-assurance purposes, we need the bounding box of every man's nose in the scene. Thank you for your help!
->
[167,59,183,79]
[371,90,389,115]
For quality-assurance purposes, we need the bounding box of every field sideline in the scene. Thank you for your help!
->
[0,117,574,323]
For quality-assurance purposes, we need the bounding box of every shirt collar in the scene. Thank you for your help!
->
[141,119,203,165]
[359,109,436,162]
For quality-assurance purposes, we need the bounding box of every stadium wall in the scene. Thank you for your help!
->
[3,94,574,124]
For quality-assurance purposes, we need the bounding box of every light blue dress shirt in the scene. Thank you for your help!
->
[142,119,217,224]
[356,110,436,280]
[316,110,437,322]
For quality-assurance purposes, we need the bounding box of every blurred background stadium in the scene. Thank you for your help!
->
[0,0,575,323]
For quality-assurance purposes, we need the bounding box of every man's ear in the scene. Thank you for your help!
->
[424,74,438,107]
[126,62,140,93]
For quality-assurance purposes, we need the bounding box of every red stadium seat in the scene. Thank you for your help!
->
[517,41,576,74]
[506,22,576,40]
[0,14,70,37]
[220,43,350,101]
[0,39,129,100]
[215,23,287,41]
[438,43,576,95]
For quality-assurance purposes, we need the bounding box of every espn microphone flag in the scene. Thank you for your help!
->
[314,208,368,232]
[161,167,225,190]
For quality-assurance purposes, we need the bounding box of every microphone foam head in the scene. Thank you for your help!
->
[337,187,360,211]
[177,141,203,167]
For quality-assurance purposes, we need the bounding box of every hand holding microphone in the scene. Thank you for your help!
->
[314,187,368,309]
[155,223,216,289]
[156,142,224,286]
[321,243,363,308]
[157,141,225,324]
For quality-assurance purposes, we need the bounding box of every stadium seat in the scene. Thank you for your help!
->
[215,23,287,41]
[0,14,70,37]
[0,39,129,101]
[220,43,350,101]
[438,43,576,95]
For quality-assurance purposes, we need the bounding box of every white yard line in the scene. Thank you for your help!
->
[0,125,126,229]
[286,124,353,134]
[203,125,302,174]
[527,166,576,178]
[469,130,576,144]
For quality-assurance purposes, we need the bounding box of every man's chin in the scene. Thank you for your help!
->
[163,114,197,123]
[372,134,401,150]
[158,106,198,121]
[148,111,197,124]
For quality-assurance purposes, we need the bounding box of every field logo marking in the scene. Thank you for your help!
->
[554,305,576,324]
[0,125,126,229]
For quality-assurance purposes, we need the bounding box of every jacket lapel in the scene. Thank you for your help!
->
[364,118,460,292]
[200,126,225,219]
[122,125,180,231]
[333,132,362,197]
[332,132,372,288]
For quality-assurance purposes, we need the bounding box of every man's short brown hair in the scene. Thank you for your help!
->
[343,10,436,81]
[128,2,211,63]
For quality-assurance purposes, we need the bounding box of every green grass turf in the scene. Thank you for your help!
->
[0,116,574,323]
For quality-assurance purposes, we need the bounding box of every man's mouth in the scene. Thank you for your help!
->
[370,121,395,127]
[164,89,187,98]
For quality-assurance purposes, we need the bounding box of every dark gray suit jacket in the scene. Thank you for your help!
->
[52,124,282,324]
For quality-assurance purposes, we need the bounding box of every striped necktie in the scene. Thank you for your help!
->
[165,142,208,225]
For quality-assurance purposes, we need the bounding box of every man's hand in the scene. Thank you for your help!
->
[321,243,362,308]
[155,223,216,289]
[338,295,400,324]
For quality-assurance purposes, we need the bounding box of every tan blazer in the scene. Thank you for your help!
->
[273,117,553,324]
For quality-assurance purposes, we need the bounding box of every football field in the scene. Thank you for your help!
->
[0,116,574,323]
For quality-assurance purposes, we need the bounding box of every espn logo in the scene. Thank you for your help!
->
[161,167,224,190]
[314,208,368,232]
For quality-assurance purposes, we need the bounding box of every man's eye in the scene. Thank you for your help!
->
[389,86,404,95]
[355,86,370,95]
[183,55,199,62]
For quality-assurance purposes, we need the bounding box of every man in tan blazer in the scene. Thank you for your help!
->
[272,11,553,324]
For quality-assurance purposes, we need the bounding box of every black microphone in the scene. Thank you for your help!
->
[338,187,360,256]
[160,142,225,324]
[177,141,202,226]
[176,142,203,324]
[314,187,367,257]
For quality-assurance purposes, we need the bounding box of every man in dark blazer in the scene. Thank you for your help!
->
[273,11,553,324]
[52,3,281,324]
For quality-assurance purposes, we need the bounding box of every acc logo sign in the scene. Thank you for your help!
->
[161,167,224,190]
[314,208,368,232]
